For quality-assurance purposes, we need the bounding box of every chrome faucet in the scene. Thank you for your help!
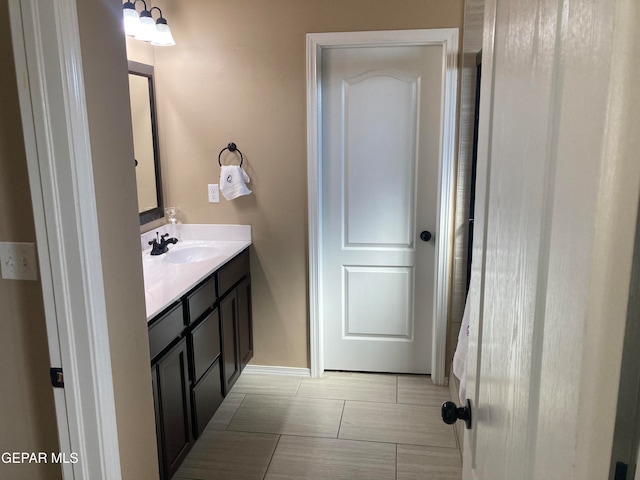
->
[149,232,178,256]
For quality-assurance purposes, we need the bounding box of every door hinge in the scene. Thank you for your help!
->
[50,368,64,388]
[614,461,628,480]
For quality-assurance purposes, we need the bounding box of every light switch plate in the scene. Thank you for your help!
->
[0,242,38,281]
[208,184,220,203]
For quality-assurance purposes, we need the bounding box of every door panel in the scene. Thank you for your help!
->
[344,73,418,247]
[463,0,640,478]
[344,266,414,339]
[322,45,444,373]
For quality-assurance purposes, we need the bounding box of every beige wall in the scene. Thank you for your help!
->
[0,4,62,479]
[76,1,159,478]
[127,36,156,66]
[149,0,464,368]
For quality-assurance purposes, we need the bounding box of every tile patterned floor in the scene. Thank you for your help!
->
[175,371,461,480]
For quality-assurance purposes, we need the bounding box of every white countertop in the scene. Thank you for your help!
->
[141,224,251,320]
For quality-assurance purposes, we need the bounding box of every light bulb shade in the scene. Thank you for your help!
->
[151,21,176,46]
[135,12,156,42]
[122,2,139,36]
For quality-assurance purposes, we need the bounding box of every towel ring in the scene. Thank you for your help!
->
[218,142,244,167]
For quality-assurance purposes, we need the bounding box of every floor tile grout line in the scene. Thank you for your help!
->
[262,434,282,480]
[234,391,448,406]
[217,430,452,449]
[234,390,446,406]
[395,443,398,480]
[337,399,445,411]
[231,391,299,397]
[395,441,460,450]
[228,392,347,405]
[336,400,347,439]
[296,395,398,404]
[272,432,411,447]
[224,393,247,431]
[233,389,334,397]
[294,376,303,396]
[337,436,458,449]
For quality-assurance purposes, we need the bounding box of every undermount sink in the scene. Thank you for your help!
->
[163,245,222,264]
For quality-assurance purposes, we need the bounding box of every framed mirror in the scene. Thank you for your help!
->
[128,60,164,225]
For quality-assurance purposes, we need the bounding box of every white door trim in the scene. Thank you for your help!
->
[9,1,121,479]
[306,29,459,383]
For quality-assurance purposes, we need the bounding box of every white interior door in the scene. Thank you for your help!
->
[462,0,640,478]
[321,44,444,374]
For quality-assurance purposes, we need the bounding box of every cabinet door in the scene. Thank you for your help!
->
[151,365,165,480]
[220,293,240,394]
[237,277,253,369]
[156,337,192,479]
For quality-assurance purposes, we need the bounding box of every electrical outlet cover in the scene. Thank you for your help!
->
[0,242,38,281]
[208,184,220,203]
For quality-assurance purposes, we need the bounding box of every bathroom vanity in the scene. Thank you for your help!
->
[142,225,252,480]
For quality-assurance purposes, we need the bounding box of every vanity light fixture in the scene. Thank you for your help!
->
[150,7,176,47]
[122,0,176,46]
[122,1,140,36]
[134,1,156,42]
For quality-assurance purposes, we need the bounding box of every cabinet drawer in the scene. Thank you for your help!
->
[218,249,249,296]
[149,303,184,361]
[191,309,221,382]
[192,359,224,438]
[187,274,217,324]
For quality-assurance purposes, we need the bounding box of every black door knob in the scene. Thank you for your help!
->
[420,231,432,242]
[441,399,472,429]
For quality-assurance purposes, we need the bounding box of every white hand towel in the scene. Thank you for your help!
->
[220,165,252,200]
[453,268,478,403]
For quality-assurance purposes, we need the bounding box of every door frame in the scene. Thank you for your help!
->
[306,29,459,383]
[8,1,121,479]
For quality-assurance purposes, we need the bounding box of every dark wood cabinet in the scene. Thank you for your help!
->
[237,277,253,370]
[153,338,191,480]
[149,247,252,478]
[151,364,163,479]
[220,293,240,394]
[219,250,253,394]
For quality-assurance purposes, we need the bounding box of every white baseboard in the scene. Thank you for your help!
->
[243,365,311,377]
